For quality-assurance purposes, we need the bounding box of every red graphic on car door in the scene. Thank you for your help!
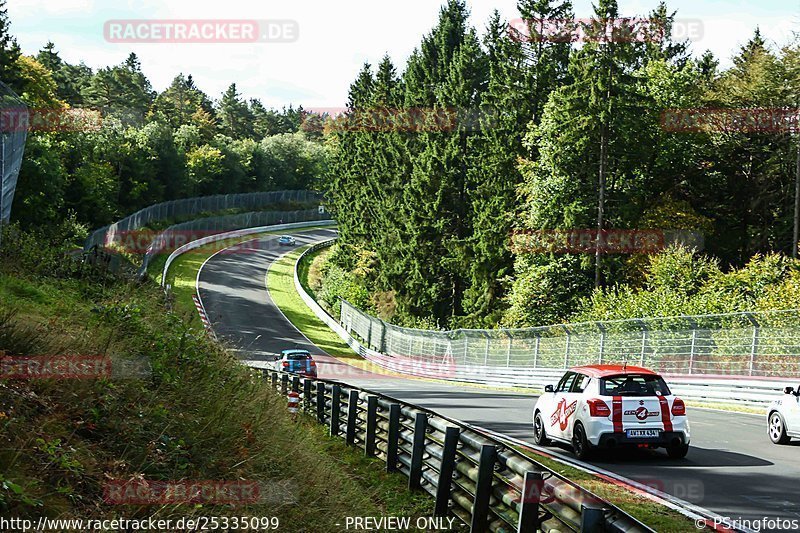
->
[550,398,577,431]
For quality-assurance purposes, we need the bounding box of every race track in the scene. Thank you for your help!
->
[196,229,800,528]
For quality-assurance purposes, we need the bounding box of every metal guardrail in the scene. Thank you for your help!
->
[263,368,653,533]
[294,240,789,407]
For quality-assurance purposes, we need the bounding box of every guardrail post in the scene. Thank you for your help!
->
[580,504,605,532]
[303,379,312,411]
[291,375,300,393]
[346,390,359,446]
[365,396,378,457]
[281,373,288,395]
[562,326,571,369]
[408,413,427,490]
[330,385,341,437]
[689,329,697,375]
[483,333,490,366]
[316,383,326,423]
[533,334,540,369]
[470,444,496,533]
[434,426,460,517]
[517,471,543,533]
[271,371,278,388]
[387,404,401,472]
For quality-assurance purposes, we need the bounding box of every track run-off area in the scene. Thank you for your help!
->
[196,228,800,529]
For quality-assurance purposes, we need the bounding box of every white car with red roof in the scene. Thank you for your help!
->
[532,364,690,460]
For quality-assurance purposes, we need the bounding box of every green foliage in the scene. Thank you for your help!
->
[317,263,370,317]
[0,29,327,232]
[573,247,800,321]
[327,0,800,328]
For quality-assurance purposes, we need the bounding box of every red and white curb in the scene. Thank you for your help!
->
[192,294,216,339]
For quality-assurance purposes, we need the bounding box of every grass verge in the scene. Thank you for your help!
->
[0,226,431,528]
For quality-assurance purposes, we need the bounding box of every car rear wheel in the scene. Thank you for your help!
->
[572,423,592,460]
[769,412,791,444]
[666,443,689,459]
[533,412,550,446]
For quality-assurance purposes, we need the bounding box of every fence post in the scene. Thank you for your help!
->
[408,413,427,490]
[689,327,697,375]
[597,322,606,364]
[638,320,648,367]
[346,390,359,446]
[483,333,490,366]
[533,334,540,369]
[386,404,401,472]
[746,313,760,376]
[291,375,300,393]
[379,321,387,353]
[505,330,513,367]
[470,444,497,533]
[517,471,543,533]
[330,385,341,437]
[434,426,460,517]
[271,372,278,388]
[365,396,378,457]
[316,383,326,423]
[562,326,571,369]
[281,374,288,395]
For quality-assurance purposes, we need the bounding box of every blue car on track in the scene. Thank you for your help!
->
[278,235,296,246]
[274,349,317,377]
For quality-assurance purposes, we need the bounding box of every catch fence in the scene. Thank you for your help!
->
[341,301,800,378]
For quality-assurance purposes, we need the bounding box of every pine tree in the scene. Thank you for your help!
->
[217,83,255,139]
[0,0,22,90]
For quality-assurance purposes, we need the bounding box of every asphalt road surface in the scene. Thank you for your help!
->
[197,229,800,528]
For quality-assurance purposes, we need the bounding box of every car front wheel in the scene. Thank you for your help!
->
[533,412,550,446]
[769,412,791,444]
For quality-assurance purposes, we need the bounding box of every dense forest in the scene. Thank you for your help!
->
[0,0,327,231]
[3,0,800,329]
[317,0,800,328]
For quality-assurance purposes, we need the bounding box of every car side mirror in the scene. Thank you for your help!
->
[785,386,795,395]
[545,385,554,393]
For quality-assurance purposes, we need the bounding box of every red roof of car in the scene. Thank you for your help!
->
[570,364,658,378]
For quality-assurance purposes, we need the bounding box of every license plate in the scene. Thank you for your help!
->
[626,429,660,438]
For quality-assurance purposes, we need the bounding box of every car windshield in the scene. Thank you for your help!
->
[600,374,671,397]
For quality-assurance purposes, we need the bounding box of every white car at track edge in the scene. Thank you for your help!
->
[767,384,800,444]
[532,364,691,460]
